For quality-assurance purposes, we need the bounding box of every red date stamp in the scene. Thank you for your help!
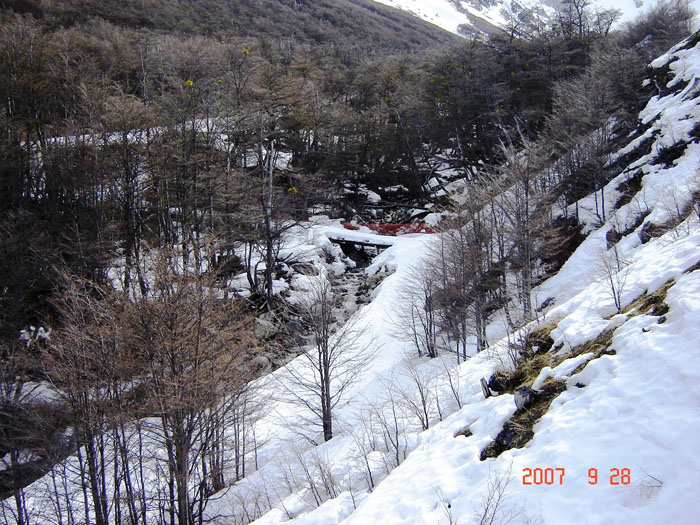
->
[522,468,631,485]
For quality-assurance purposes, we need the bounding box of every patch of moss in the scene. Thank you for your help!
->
[513,353,551,390]
[492,352,548,394]
[526,325,555,354]
[498,322,606,394]
[624,280,675,317]
[480,279,679,460]
[481,326,617,460]
[572,328,616,360]
[480,380,566,460]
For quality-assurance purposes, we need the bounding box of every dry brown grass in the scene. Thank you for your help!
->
[475,279,680,457]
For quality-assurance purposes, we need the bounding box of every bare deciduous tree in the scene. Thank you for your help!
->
[43,252,257,525]
[395,261,440,358]
[370,388,409,473]
[392,360,437,432]
[489,135,551,320]
[434,199,497,357]
[350,408,380,491]
[45,274,129,525]
[126,252,255,525]
[281,278,369,442]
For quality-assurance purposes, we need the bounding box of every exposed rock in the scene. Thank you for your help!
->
[514,386,539,411]
[606,227,622,249]
[480,421,526,460]
[537,297,555,312]
[487,371,508,393]
[291,262,319,276]
[252,354,271,369]
[480,377,493,398]
[254,317,278,339]
[638,221,654,244]
[481,381,566,460]
[454,427,473,438]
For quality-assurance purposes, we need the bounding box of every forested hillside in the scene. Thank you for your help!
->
[1,0,698,524]
[3,0,460,49]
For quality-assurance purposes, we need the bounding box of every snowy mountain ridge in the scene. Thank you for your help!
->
[372,0,700,36]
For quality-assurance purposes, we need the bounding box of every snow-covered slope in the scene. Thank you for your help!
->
[371,0,549,35]
[240,31,700,525]
[372,0,700,36]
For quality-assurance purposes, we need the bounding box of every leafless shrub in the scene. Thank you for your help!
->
[369,388,409,473]
[434,486,458,525]
[350,409,380,491]
[438,355,464,410]
[473,463,534,525]
[393,360,437,431]
[599,243,631,313]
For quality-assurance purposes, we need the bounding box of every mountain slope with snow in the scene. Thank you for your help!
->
[344,33,700,524]
[238,30,700,525]
[372,0,700,36]
[5,15,700,525]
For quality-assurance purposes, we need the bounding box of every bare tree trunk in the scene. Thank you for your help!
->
[84,434,107,525]
[263,139,276,302]
[175,433,191,525]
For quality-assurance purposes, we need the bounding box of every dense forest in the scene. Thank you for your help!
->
[0,0,695,524]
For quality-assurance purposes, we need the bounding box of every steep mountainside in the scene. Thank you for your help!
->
[2,2,700,524]
[2,0,458,51]
[215,30,700,524]
[372,0,552,35]
[329,31,700,523]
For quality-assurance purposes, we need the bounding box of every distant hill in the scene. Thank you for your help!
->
[1,0,459,52]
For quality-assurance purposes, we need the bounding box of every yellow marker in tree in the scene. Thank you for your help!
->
[243,49,250,55]
[288,186,298,194]
[185,79,194,87]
